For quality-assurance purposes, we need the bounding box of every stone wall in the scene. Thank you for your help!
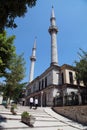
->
[53,105,87,125]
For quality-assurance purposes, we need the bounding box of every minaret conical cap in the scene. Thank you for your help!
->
[51,6,55,18]
[33,37,37,49]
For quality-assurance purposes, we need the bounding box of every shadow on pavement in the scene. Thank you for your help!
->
[0,115,7,130]
[0,125,4,130]
[0,115,7,122]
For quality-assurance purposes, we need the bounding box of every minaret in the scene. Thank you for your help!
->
[29,38,36,82]
[48,6,58,66]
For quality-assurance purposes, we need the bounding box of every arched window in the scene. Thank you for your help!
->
[61,72,64,84]
[69,72,73,84]
[42,79,44,89]
[45,77,47,87]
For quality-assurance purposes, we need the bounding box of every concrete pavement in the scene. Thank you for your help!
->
[0,105,87,130]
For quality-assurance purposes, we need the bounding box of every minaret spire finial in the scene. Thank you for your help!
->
[51,6,55,18]
[29,38,36,83]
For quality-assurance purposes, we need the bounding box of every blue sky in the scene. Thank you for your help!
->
[5,0,87,83]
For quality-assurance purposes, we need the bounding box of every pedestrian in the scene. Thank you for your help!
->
[34,98,38,109]
[29,97,33,109]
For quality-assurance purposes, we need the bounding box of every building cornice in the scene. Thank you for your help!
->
[27,65,61,86]
[61,64,75,71]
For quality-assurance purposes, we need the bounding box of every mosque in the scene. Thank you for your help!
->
[25,7,86,107]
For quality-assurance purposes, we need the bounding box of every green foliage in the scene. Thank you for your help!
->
[0,0,37,32]
[0,31,26,102]
[75,49,87,87]
[21,111,30,118]
[11,104,17,109]
[8,54,26,83]
[0,82,5,92]
[10,104,17,115]
[0,31,15,77]
[13,83,27,102]
[4,54,26,100]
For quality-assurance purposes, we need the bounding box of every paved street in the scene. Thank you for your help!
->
[0,105,87,130]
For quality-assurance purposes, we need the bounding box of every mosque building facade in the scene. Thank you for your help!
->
[25,7,86,107]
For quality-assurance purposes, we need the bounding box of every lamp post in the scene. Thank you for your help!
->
[41,91,43,107]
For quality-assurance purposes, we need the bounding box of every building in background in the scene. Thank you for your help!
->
[25,7,87,107]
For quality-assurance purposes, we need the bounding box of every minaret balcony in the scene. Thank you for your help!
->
[48,26,58,34]
[50,17,56,21]
[30,56,36,61]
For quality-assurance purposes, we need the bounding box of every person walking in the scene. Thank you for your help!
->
[29,97,33,109]
[34,98,38,109]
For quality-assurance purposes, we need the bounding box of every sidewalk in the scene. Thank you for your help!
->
[0,105,87,130]
[44,108,87,130]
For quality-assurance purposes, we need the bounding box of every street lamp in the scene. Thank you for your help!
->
[41,91,43,107]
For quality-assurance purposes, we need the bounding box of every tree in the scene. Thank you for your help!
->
[13,82,27,103]
[4,54,26,102]
[0,31,26,103]
[0,0,37,32]
[0,82,5,92]
[75,49,87,87]
[0,31,15,77]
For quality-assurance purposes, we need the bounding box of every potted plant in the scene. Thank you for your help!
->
[10,104,17,115]
[21,111,36,127]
